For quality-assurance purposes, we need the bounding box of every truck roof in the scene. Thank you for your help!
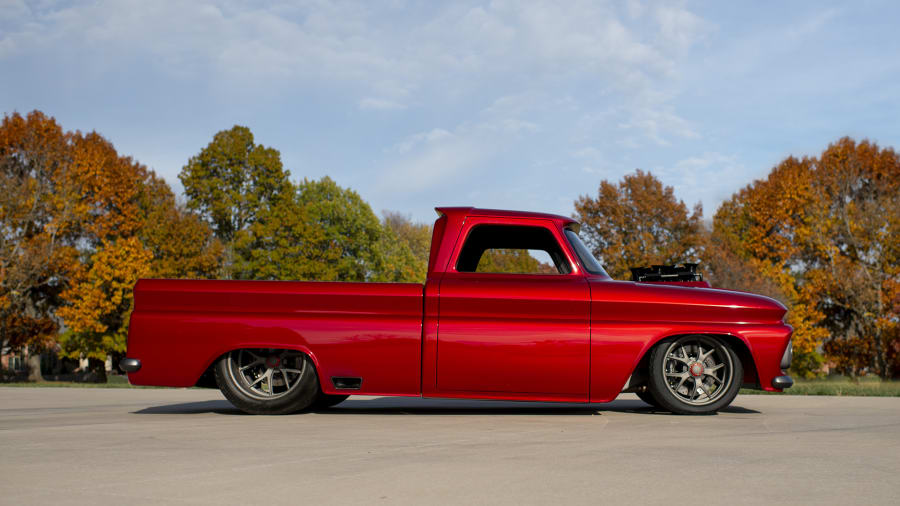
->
[435,206,578,227]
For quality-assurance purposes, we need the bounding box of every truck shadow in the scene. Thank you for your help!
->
[133,396,760,416]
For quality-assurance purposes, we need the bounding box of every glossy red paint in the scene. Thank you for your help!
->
[127,279,423,396]
[125,206,793,403]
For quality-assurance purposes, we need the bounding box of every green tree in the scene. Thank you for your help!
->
[179,126,291,278]
[477,249,547,274]
[294,176,384,281]
[235,177,421,282]
[574,170,704,279]
[383,211,432,282]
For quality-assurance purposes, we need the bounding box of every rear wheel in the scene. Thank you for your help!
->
[215,348,319,415]
[648,335,742,415]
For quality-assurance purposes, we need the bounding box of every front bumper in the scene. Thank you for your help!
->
[772,375,793,389]
[119,358,141,373]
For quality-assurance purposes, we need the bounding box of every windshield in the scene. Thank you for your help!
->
[564,229,608,276]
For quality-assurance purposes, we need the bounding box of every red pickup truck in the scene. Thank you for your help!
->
[121,207,793,415]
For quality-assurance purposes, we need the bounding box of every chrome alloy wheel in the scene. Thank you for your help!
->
[662,336,734,406]
[225,349,307,400]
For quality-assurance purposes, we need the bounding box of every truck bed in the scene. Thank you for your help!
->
[126,279,424,395]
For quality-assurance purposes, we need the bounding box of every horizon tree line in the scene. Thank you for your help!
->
[1,110,897,381]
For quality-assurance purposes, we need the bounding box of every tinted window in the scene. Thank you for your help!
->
[456,225,571,274]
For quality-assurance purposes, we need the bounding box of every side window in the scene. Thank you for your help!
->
[455,224,571,274]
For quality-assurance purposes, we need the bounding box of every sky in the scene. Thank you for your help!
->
[2,0,899,223]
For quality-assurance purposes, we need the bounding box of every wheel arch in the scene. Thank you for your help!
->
[626,332,760,390]
[193,344,326,389]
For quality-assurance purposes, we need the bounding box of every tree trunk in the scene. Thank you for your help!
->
[26,349,44,382]
[87,357,108,383]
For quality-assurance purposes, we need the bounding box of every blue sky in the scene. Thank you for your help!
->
[2,0,898,223]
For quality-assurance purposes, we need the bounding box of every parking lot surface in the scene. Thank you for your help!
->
[1,387,898,505]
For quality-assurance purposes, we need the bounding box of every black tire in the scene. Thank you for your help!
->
[635,389,661,408]
[215,349,319,415]
[313,393,350,409]
[648,335,743,415]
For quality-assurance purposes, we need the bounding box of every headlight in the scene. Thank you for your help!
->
[780,341,793,370]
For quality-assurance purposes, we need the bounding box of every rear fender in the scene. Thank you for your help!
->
[194,343,324,390]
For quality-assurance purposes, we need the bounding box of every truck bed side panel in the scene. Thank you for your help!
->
[126,279,424,396]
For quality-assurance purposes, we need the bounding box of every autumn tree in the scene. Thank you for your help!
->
[58,237,151,382]
[714,156,830,376]
[138,173,224,280]
[574,170,704,279]
[0,111,81,381]
[179,126,291,278]
[1,111,227,382]
[807,139,899,378]
[700,229,785,304]
[714,138,900,378]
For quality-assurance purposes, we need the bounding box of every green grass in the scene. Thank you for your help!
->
[741,378,900,397]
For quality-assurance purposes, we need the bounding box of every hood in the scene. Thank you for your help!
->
[589,279,787,324]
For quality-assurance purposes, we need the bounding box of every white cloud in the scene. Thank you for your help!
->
[388,128,453,154]
[1,0,709,144]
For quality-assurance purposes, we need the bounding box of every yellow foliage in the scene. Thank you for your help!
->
[58,237,152,360]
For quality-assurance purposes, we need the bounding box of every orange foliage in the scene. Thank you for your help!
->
[2,110,222,374]
[0,111,81,352]
[715,138,900,377]
[575,170,704,279]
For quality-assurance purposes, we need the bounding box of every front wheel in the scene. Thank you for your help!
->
[215,349,319,415]
[635,389,661,409]
[647,335,743,415]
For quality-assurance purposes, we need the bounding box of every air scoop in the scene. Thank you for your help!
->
[630,263,711,288]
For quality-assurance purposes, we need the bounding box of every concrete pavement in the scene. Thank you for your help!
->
[1,387,898,505]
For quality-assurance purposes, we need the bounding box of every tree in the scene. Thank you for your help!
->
[477,249,553,274]
[55,131,154,380]
[293,176,386,281]
[0,111,82,381]
[58,237,152,382]
[701,229,785,303]
[713,156,830,377]
[807,139,900,378]
[714,138,900,378]
[2,110,224,382]
[179,126,291,278]
[233,176,421,282]
[138,173,224,280]
[383,211,432,282]
[574,170,704,279]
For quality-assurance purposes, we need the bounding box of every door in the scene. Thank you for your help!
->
[436,221,591,397]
